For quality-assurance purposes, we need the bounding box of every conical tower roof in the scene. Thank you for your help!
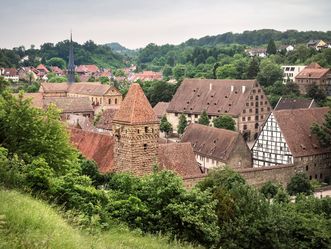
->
[113,83,158,125]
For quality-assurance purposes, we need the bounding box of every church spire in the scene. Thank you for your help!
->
[68,31,75,84]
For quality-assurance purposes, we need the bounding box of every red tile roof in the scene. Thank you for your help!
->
[153,102,169,119]
[36,64,49,73]
[51,66,64,75]
[44,97,93,113]
[157,142,204,178]
[40,83,68,93]
[13,92,44,109]
[76,65,99,74]
[113,83,158,124]
[167,78,256,117]
[3,68,18,77]
[274,98,316,110]
[295,63,330,79]
[68,82,113,96]
[69,128,115,173]
[181,123,243,161]
[273,107,331,157]
[95,107,119,130]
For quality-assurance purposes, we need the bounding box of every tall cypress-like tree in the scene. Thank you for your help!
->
[177,114,188,135]
[267,39,277,55]
[247,58,259,79]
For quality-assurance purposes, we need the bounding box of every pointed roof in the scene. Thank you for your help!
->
[113,83,158,125]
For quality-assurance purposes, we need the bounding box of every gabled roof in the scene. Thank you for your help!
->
[76,65,99,74]
[95,107,119,130]
[13,92,44,109]
[153,102,169,119]
[274,97,316,110]
[44,97,93,113]
[295,63,330,79]
[68,82,113,96]
[157,142,204,178]
[40,83,68,93]
[3,68,18,76]
[36,64,49,73]
[51,66,64,75]
[70,128,114,173]
[181,123,243,161]
[113,83,158,124]
[167,78,256,116]
[273,107,331,157]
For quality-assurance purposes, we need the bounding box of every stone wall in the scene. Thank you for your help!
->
[113,123,160,176]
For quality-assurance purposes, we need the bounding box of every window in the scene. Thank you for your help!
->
[255,96,259,100]
[145,127,148,133]
[306,165,309,171]
[242,117,246,121]
[137,129,140,134]
[144,144,147,151]
[108,99,111,104]
[243,125,247,130]
[115,98,118,104]
[246,103,249,106]
[243,110,246,114]
[250,96,253,100]
[255,123,259,129]
[261,95,264,99]
[248,117,251,121]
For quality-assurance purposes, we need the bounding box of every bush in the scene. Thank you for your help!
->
[287,173,313,196]
[260,181,280,199]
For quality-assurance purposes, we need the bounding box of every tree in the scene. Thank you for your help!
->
[160,115,172,137]
[46,57,66,69]
[311,108,331,147]
[0,77,9,94]
[162,65,173,78]
[99,76,110,84]
[198,111,210,126]
[257,59,283,87]
[306,83,326,104]
[287,173,313,196]
[213,115,235,131]
[173,64,186,82]
[260,181,280,199]
[247,58,259,79]
[177,114,187,135]
[216,64,237,79]
[267,39,277,55]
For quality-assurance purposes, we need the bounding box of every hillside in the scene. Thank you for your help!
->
[0,189,199,249]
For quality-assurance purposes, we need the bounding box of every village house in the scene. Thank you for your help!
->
[36,64,49,80]
[181,123,252,171]
[153,102,169,120]
[94,107,119,134]
[0,68,19,82]
[70,83,204,183]
[281,65,306,84]
[39,82,123,109]
[245,48,267,57]
[51,66,65,76]
[18,67,38,82]
[251,107,331,182]
[307,40,329,50]
[274,97,316,111]
[294,63,331,95]
[166,78,272,141]
[75,64,100,77]
[129,71,163,82]
[278,45,294,53]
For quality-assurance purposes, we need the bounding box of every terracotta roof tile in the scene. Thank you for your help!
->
[157,142,204,178]
[68,82,114,96]
[69,128,115,173]
[76,65,99,73]
[13,92,44,109]
[44,97,93,113]
[181,123,242,161]
[273,107,331,157]
[167,78,256,117]
[295,63,330,79]
[95,107,119,130]
[36,64,49,73]
[113,83,158,124]
[153,102,169,119]
[3,68,18,76]
[274,98,316,110]
[40,83,69,92]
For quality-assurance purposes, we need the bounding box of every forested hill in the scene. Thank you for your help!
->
[0,40,127,69]
[183,29,331,47]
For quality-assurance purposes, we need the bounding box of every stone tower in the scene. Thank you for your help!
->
[68,32,75,84]
[112,83,159,175]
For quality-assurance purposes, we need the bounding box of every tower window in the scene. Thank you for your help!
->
[144,144,147,151]
[115,98,118,104]
[145,126,148,133]
[137,129,140,134]
[108,99,111,104]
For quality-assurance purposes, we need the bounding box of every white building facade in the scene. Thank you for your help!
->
[281,65,306,84]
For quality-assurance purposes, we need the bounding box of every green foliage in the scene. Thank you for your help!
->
[173,64,186,82]
[0,76,10,94]
[48,75,68,83]
[311,108,331,147]
[247,58,260,78]
[99,76,110,84]
[141,81,177,107]
[160,115,172,135]
[177,114,188,135]
[212,115,235,130]
[257,59,283,87]
[197,110,209,125]
[266,39,277,55]
[306,83,327,104]
[46,57,66,69]
[260,181,280,199]
[287,173,314,196]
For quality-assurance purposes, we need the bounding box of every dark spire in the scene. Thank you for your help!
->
[68,31,75,83]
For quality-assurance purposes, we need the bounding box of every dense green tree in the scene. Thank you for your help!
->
[213,115,235,131]
[99,76,110,84]
[306,83,327,104]
[173,64,186,82]
[257,59,283,86]
[216,64,237,79]
[160,115,172,136]
[46,57,66,69]
[0,76,10,94]
[266,39,277,55]
[48,76,67,83]
[287,173,314,196]
[162,65,173,78]
[260,181,280,199]
[247,58,259,78]
[311,108,331,147]
[198,110,210,125]
[177,114,187,135]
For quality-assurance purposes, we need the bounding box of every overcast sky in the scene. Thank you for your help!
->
[0,0,330,49]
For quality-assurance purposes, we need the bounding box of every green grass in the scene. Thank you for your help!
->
[0,189,199,249]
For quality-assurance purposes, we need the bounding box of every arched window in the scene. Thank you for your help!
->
[115,98,118,104]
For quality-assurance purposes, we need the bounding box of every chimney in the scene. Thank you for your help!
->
[209,83,212,91]
[231,85,234,92]
[242,85,246,93]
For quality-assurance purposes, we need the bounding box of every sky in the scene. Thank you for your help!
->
[0,0,330,49]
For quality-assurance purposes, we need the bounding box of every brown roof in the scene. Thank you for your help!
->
[167,78,256,117]
[44,97,93,113]
[274,97,316,110]
[273,107,331,157]
[295,63,330,79]
[69,128,114,173]
[157,143,204,178]
[153,102,169,119]
[181,123,242,161]
[76,65,100,74]
[113,83,158,124]
[40,83,69,93]
[3,68,18,76]
[68,82,113,96]
[13,92,44,109]
[95,108,119,130]
[36,64,49,73]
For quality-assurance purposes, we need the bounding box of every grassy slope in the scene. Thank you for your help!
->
[0,189,199,249]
